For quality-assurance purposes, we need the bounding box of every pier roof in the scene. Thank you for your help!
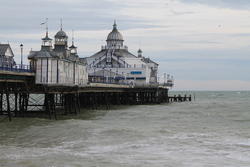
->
[89,48,137,60]
[0,44,13,56]
[141,57,159,66]
[28,51,53,58]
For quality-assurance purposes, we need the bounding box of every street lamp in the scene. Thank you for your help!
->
[20,44,23,69]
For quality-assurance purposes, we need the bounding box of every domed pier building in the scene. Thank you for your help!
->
[28,25,88,86]
[86,21,158,85]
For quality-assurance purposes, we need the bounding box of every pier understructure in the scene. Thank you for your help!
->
[0,67,190,121]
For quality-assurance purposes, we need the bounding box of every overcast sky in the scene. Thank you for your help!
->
[1,0,250,90]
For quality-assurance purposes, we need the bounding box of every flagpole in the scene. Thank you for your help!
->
[40,18,48,37]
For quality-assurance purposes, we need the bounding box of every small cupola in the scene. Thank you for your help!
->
[138,48,142,58]
[69,30,77,55]
[41,19,52,51]
[69,44,77,55]
[54,19,68,51]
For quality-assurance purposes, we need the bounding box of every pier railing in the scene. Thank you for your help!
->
[0,64,34,73]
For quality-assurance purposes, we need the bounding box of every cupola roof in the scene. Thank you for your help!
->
[107,21,123,41]
[55,30,68,38]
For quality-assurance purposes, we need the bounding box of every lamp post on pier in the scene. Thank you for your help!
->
[20,44,23,69]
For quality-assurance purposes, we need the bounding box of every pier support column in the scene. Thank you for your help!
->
[44,93,51,119]
[0,93,3,115]
[105,93,110,110]
[166,90,169,103]
[92,93,97,109]
[76,93,81,114]
[19,93,23,116]
[24,93,29,114]
[21,93,26,116]
[52,94,57,120]
[14,93,18,117]
[6,92,11,121]
[134,92,138,105]
[63,94,68,115]
[74,93,78,115]
[116,93,121,105]
[44,93,56,119]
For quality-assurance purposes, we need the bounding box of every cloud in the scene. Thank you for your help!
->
[178,0,250,10]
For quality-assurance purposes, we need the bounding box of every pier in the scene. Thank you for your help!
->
[169,95,192,102]
[0,65,192,121]
[0,22,192,121]
[0,66,168,121]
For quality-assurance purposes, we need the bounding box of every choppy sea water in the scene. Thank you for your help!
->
[0,91,250,167]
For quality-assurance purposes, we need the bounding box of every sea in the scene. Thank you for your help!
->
[0,91,250,167]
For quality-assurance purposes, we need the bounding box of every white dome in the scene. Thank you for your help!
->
[106,22,123,41]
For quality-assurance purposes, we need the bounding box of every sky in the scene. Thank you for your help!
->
[0,0,250,90]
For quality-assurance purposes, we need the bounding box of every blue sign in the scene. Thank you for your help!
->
[131,71,142,75]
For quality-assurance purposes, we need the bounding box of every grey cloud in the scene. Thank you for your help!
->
[178,0,250,9]
[2,0,163,34]
[178,40,221,44]
[170,10,196,16]
[0,0,118,31]
[0,0,152,33]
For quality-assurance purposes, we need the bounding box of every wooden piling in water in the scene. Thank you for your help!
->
[14,93,18,117]
[6,92,11,121]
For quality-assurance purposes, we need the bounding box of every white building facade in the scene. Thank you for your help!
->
[28,27,88,86]
[85,22,158,86]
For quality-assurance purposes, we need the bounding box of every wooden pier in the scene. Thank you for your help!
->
[169,95,192,102]
[0,69,191,121]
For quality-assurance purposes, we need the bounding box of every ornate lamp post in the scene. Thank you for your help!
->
[20,44,23,68]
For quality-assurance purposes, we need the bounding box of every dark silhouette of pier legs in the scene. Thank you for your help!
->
[0,83,193,121]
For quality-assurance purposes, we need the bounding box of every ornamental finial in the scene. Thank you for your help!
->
[60,18,63,31]
[113,20,117,30]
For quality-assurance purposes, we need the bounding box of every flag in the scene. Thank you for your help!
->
[40,18,48,25]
